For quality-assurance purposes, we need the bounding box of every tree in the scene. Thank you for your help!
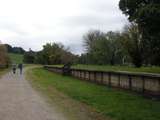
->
[105,31,124,65]
[83,30,125,65]
[0,44,10,68]
[4,44,25,54]
[83,30,107,64]
[34,43,77,65]
[119,0,160,65]
[23,49,35,63]
[121,24,143,67]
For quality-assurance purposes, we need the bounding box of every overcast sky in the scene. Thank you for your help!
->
[0,0,128,54]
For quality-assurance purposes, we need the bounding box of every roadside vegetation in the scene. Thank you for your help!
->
[52,64,160,74]
[72,65,160,74]
[22,1,160,70]
[28,67,160,120]
[0,69,8,77]
[9,53,24,64]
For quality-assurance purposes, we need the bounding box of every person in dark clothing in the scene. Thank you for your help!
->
[18,64,23,74]
[12,64,16,74]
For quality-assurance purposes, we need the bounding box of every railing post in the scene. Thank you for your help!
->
[84,71,86,80]
[89,71,91,81]
[101,72,103,84]
[94,71,97,83]
[118,73,121,87]
[108,72,111,87]
[142,76,145,93]
[80,70,82,79]
[129,75,132,90]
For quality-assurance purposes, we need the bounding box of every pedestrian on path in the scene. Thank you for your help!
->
[12,64,16,74]
[18,63,23,74]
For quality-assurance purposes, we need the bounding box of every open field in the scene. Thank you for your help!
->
[53,64,160,74]
[9,53,24,64]
[27,67,160,120]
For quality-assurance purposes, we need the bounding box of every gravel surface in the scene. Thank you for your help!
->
[0,70,67,120]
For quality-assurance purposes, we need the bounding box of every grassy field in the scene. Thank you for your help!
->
[9,53,24,64]
[28,67,160,120]
[53,64,160,74]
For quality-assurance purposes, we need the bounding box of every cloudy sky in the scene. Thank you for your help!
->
[0,0,128,54]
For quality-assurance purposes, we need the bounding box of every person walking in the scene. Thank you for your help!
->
[12,64,16,74]
[18,63,23,75]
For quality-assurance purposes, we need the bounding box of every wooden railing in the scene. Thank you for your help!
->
[44,66,160,98]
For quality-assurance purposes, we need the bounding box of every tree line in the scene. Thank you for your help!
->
[79,0,160,67]
[5,44,25,54]
[24,43,78,65]
[2,0,159,68]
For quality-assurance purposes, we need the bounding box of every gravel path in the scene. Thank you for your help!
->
[0,70,67,120]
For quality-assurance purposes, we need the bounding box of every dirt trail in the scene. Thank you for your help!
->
[0,70,68,120]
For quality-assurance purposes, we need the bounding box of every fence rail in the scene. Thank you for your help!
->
[44,66,160,98]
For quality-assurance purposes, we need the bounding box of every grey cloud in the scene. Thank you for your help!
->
[0,0,127,54]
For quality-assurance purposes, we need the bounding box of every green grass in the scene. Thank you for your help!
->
[52,64,160,74]
[28,67,160,120]
[9,53,24,64]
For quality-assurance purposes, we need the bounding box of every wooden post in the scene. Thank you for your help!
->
[142,76,145,93]
[118,74,120,87]
[94,71,97,83]
[129,75,132,90]
[80,70,82,79]
[84,71,86,80]
[108,72,111,87]
[158,78,160,96]
[101,72,103,84]
[89,71,91,81]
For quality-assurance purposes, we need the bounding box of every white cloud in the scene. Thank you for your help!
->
[0,0,128,54]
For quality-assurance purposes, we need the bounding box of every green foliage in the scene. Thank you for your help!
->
[0,44,10,67]
[119,0,160,65]
[29,68,160,120]
[23,50,35,64]
[122,24,143,67]
[52,64,160,74]
[9,53,24,64]
[72,64,160,74]
[23,43,77,65]
[5,44,25,54]
[35,43,77,65]
[82,30,125,65]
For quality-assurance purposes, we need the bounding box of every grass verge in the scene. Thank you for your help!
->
[28,67,160,120]
[53,64,160,74]
[0,68,10,77]
[27,67,107,120]
[9,53,24,64]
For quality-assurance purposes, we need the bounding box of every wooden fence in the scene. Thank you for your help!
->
[44,66,160,98]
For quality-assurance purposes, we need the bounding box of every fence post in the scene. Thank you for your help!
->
[108,72,111,87]
[84,71,86,80]
[94,71,97,83]
[118,73,120,87]
[142,76,145,93]
[158,79,160,96]
[101,72,103,84]
[80,70,82,79]
[89,71,91,81]
[129,75,132,90]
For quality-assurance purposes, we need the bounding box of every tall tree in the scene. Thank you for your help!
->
[35,43,76,65]
[119,0,160,65]
[83,30,125,65]
[122,24,143,67]
[0,44,10,67]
